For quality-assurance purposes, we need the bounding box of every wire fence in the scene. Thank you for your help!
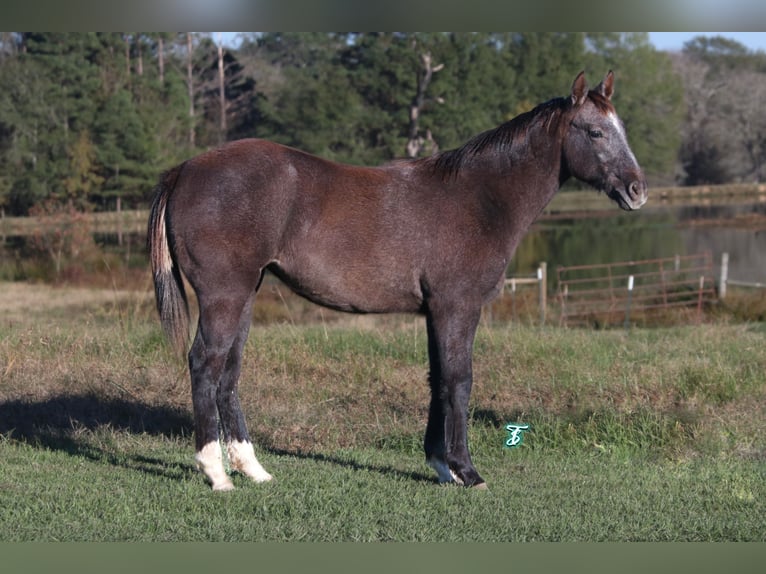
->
[555,253,717,327]
[489,251,765,328]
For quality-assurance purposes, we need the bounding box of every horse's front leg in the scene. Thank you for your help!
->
[423,305,486,488]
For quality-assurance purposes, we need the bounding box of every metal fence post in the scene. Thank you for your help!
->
[561,283,568,327]
[538,262,547,326]
[624,275,634,329]
[509,278,517,321]
[719,252,729,299]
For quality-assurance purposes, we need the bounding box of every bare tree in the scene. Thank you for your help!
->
[671,52,729,183]
[124,34,131,82]
[187,32,196,148]
[217,34,227,144]
[717,69,766,182]
[673,49,766,184]
[136,35,143,76]
[157,34,165,85]
[405,51,443,159]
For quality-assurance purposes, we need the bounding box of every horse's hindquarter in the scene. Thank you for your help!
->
[167,140,298,292]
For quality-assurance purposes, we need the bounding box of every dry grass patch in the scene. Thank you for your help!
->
[1,280,764,464]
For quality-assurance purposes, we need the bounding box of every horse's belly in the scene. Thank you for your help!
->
[268,258,423,314]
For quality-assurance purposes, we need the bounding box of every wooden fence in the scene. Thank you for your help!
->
[555,253,717,327]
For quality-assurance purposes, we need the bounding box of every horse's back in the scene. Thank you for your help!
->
[172,138,392,210]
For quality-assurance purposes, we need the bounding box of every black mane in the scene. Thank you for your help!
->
[427,96,571,178]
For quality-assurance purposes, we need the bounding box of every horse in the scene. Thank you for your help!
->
[148,71,647,491]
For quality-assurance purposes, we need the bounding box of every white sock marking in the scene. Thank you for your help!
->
[196,441,234,491]
[427,457,462,485]
[227,440,273,483]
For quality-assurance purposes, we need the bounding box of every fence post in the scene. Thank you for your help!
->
[624,275,634,329]
[538,262,547,325]
[719,252,729,299]
[561,284,568,327]
[510,278,517,321]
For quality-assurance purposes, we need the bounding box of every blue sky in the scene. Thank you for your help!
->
[648,32,766,52]
[219,33,766,53]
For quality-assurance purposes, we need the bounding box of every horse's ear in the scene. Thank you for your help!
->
[571,71,588,106]
[596,70,615,100]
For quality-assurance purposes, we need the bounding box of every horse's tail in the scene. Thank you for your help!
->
[148,164,190,355]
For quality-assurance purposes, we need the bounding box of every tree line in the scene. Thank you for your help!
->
[0,32,764,217]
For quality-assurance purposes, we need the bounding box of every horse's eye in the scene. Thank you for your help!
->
[589,129,603,139]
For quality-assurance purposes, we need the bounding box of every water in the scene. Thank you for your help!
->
[2,200,765,288]
[510,200,766,287]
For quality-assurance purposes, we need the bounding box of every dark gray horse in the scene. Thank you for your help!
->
[148,71,646,490]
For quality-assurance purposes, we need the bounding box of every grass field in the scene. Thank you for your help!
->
[0,280,764,541]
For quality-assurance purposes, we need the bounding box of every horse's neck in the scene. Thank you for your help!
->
[493,129,564,218]
[470,127,565,256]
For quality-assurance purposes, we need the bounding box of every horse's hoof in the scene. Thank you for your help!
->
[211,479,235,492]
[472,481,489,491]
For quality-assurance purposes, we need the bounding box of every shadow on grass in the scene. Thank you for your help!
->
[262,445,438,485]
[0,392,437,485]
[0,392,198,481]
[0,393,194,438]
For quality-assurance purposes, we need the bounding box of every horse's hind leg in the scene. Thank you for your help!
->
[217,292,272,484]
[189,325,233,491]
[190,287,265,491]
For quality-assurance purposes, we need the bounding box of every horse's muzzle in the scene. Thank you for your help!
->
[610,179,648,211]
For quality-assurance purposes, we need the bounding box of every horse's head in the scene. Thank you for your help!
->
[563,71,647,211]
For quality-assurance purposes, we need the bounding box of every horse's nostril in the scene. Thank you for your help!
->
[625,180,648,208]
[628,181,644,200]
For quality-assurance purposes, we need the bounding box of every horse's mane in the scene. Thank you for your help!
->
[425,95,574,178]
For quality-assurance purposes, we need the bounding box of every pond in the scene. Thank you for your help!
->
[2,195,765,291]
[509,196,766,288]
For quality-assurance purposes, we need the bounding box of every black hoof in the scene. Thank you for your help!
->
[451,465,484,488]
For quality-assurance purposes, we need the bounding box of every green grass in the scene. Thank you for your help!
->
[2,436,763,542]
[0,282,764,541]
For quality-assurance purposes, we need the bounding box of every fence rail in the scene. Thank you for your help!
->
[496,252,762,328]
[556,253,716,327]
